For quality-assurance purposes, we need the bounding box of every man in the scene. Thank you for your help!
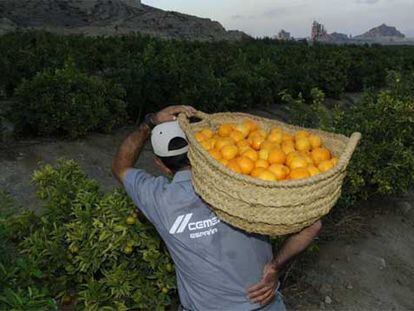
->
[112,105,322,310]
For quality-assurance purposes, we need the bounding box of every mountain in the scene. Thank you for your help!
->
[0,0,248,41]
[355,23,405,39]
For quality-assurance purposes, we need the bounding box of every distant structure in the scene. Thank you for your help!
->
[311,21,328,41]
[277,29,291,40]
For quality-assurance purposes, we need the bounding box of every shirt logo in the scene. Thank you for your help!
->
[169,213,193,234]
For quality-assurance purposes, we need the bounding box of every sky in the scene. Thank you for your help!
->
[143,0,414,38]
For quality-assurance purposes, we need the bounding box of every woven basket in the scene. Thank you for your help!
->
[178,111,361,236]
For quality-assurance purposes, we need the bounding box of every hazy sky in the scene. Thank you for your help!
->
[143,0,414,38]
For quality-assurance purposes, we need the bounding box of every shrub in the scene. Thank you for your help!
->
[0,160,176,310]
[11,61,127,138]
[286,72,414,207]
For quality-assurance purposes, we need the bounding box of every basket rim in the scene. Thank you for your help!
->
[180,111,361,188]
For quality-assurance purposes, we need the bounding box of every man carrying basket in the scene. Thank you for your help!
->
[112,105,322,311]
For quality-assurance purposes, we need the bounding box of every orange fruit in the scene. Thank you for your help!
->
[218,158,229,166]
[200,128,214,139]
[242,149,259,162]
[236,156,255,174]
[282,133,294,142]
[235,123,250,138]
[209,148,222,160]
[251,167,266,178]
[311,147,331,165]
[215,137,234,150]
[251,135,266,150]
[281,141,295,154]
[229,130,245,143]
[260,140,278,151]
[268,149,287,165]
[226,159,242,174]
[295,130,310,140]
[255,159,269,169]
[307,165,320,176]
[258,170,277,181]
[289,168,310,180]
[286,151,301,166]
[289,157,308,170]
[195,131,207,142]
[270,127,283,134]
[331,157,338,166]
[243,119,258,132]
[200,139,213,150]
[267,131,283,144]
[268,164,289,180]
[249,129,267,139]
[218,123,234,137]
[295,138,311,152]
[221,144,238,160]
[258,149,269,161]
[318,160,334,172]
[309,134,322,149]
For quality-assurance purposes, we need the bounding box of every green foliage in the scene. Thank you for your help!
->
[286,72,414,207]
[11,61,127,138]
[1,31,414,137]
[0,160,176,310]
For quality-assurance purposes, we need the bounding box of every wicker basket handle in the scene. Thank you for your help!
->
[341,132,362,164]
[178,110,209,133]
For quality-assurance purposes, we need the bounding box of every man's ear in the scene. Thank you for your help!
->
[154,156,173,176]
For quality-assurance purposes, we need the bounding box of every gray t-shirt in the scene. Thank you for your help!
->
[123,169,285,311]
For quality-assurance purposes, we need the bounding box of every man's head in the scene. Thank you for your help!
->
[151,121,190,175]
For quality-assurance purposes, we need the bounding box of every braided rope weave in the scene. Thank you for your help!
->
[178,111,361,236]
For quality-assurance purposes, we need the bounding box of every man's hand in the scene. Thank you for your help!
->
[247,262,279,306]
[152,105,197,125]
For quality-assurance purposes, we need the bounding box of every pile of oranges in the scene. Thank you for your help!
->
[194,118,338,181]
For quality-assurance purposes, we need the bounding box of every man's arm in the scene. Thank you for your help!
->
[112,105,197,183]
[247,220,322,306]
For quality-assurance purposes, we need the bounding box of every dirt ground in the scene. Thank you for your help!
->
[1,101,413,310]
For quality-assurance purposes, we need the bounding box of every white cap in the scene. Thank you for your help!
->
[151,121,189,157]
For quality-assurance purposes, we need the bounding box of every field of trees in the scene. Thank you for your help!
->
[0,31,413,309]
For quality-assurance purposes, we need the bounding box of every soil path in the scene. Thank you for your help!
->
[1,99,413,310]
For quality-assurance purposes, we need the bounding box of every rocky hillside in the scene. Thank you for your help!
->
[355,23,405,39]
[0,0,248,41]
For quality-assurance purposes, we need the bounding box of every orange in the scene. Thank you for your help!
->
[311,147,331,165]
[318,160,334,173]
[289,157,308,170]
[221,144,238,160]
[226,159,242,174]
[218,158,229,166]
[281,141,295,155]
[195,131,207,142]
[249,129,267,139]
[286,151,301,166]
[260,140,278,151]
[235,123,250,138]
[242,149,259,162]
[200,128,214,139]
[255,159,269,169]
[267,131,283,144]
[229,130,245,143]
[218,123,234,137]
[243,119,258,132]
[268,164,289,180]
[236,156,255,174]
[251,135,266,150]
[258,149,269,161]
[209,148,222,160]
[200,139,213,150]
[331,157,338,166]
[282,133,294,142]
[289,168,310,180]
[215,137,234,150]
[295,130,310,140]
[270,127,283,134]
[307,165,320,176]
[268,149,286,165]
[251,167,266,178]
[258,170,277,181]
[295,138,311,152]
[309,134,322,149]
